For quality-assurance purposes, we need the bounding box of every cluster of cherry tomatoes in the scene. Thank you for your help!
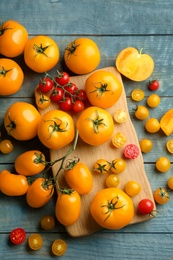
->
[37,71,87,113]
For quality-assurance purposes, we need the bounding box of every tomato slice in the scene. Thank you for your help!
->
[52,239,67,256]
[112,132,127,148]
[166,139,173,154]
[10,228,26,245]
[113,109,127,123]
[123,144,140,159]
[131,88,145,101]
[28,234,43,250]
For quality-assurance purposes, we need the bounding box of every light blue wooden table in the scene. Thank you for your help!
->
[0,1,173,259]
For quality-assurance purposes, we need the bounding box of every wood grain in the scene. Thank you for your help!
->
[35,66,155,237]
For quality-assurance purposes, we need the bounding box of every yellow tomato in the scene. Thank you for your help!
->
[139,139,153,153]
[145,118,160,133]
[24,35,59,73]
[134,105,149,120]
[147,94,160,108]
[131,88,145,101]
[155,156,171,173]
[85,70,122,108]
[124,180,141,197]
[110,158,126,174]
[111,132,127,148]
[105,174,120,188]
[153,187,169,205]
[64,38,100,74]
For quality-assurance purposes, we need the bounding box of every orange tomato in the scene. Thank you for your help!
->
[90,187,134,230]
[76,106,114,146]
[64,38,100,74]
[37,109,75,150]
[160,108,173,136]
[124,180,141,197]
[116,47,154,81]
[24,35,59,73]
[0,58,24,96]
[0,139,14,154]
[55,190,81,226]
[85,70,122,108]
[0,20,28,57]
[0,170,29,196]
[153,187,169,205]
[4,102,41,140]
[26,177,54,208]
[93,159,111,175]
[14,150,46,176]
[64,161,93,194]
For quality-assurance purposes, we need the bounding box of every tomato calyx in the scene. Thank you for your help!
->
[33,152,46,165]
[157,187,170,201]
[101,196,125,222]
[38,94,49,104]
[87,110,107,134]
[65,157,80,170]
[65,40,80,60]
[0,24,13,35]
[89,83,111,98]
[0,66,13,77]
[45,118,68,139]
[94,161,111,175]
[5,113,16,135]
[33,43,50,57]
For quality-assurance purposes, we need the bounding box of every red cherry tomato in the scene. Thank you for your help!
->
[55,71,70,86]
[76,89,87,101]
[38,77,54,93]
[138,199,154,215]
[10,228,26,245]
[123,144,140,159]
[73,100,84,112]
[148,80,159,91]
[64,82,78,96]
[60,97,73,111]
[50,87,64,102]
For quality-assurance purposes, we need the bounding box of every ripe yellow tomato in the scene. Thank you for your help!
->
[52,239,67,256]
[111,131,127,148]
[155,156,171,173]
[37,109,75,150]
[0,139,13,154]
[145,118,160,133]
[134,105,149,120]
[14,150,46,176]
[24,35,59,73]
[0,58,24,96]
[36,93,51,110]
[131,88,145,101]
[0,20,28,57]
[153,187,169,204]
[167,176,173,190]
[28,234,43,250]
[139,138,153,153]
[166,139,173,154]
[64,161,93,194]
[64,38,100,74]
[76,106,114,146]
[85,70,122,108]
[147,94,160,108]
[110,158,126,174]
[124,180,141,197]
[90,187,134,230]
[93,159,111,175]
[4,102,41,140]
[105,174,120,188]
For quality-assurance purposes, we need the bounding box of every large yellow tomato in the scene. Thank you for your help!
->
[0,58,24,96]
[37,110,75,150]
[64,38,100,74]
[90,187,134,230]
[116,47,154,81]
[24,35,59,73]
[85,70,122,108]
[0,20,28,57]
[76,106,114,146]
[4,102,41,140]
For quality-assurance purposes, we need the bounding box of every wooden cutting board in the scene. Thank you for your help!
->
[35,66,156,237]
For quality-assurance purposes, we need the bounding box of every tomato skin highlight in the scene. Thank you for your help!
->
[55,190,81,226]
[26,178,54,208]
[0,170,29,196]
[64,161,93,194]
[90,187,134,230]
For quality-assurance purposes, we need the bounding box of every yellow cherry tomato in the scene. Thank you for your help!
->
[145,118,160,133]
[0,139,13,154]
[36,93,51,109]
[139,138,153,153]
[110,158,126,174]
[124,180,141,197]
[153,187,169,204]
[112,132,127,148]
[28,234,43,250]
[134,105,149,120]
[167,176,173,190]
[147,94,160,108]
[105,174,120,188]
[166,139,173,154]
[131,88,145,101]
[113,109,127,123]
[93,159,111,175]
[40,215,55,230]
[52,239,67,256]
[156,156,171,173]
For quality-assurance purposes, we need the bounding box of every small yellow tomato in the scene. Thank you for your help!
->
[167,176,173,190]
[28,234,43,250]
[156,156,171,173]
[93,159,111,175]
[111,132,127,148]
[131,88,145,101]
[105,174,120,188]
[139,139,153,153]
[0,139,13,154]
[134,105,149,120]
[124,180,141,197]
[147,94,160,108]
[110,158,126,174]
[166,139,173,154]
[113,109,127,123]
[153,187,169,204]
[145,118,160,133]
